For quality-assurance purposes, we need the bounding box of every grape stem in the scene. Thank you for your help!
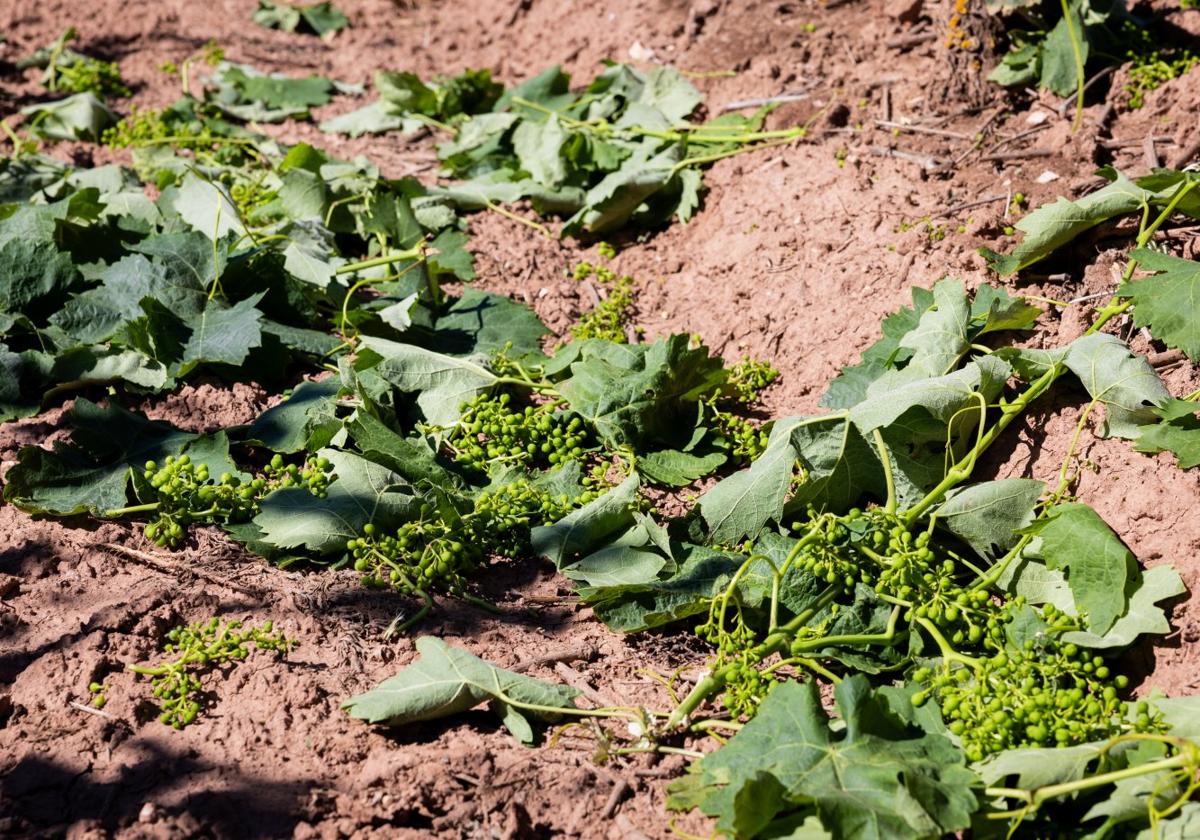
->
[985,740,1199,817]
[103,502,160,518]
[904,178,1199,525]
[667,584,841,729]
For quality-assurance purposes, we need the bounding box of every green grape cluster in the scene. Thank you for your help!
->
[710,411,770,463]
[51,55,130,98]
[447,392,589,473]
[912,619,1158,761]
[128,617,296,729]
[141,453,331,548]
[229,178,279,219]
[102,105,210,150]
[347,479,579,596]
[570,262,635,343]
[263,453,332,496]
[725,357,779,403]
[698,613,778,718]
[349,518,476,595]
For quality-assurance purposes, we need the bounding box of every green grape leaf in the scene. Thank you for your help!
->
[168,173,247,240]
[1136,803,1200,839]
[1024,503,1132,635]
[1134,399,1200,469]
[3,399,197,515]
[787,415,884,514]
[1061,565,1186,649]
[355,337,499,426]
[253,449,417,554]
[698,417,803,544]
[19,92,116,141]
[1063,333,1170,439]
[970,284,1042,335]
[245,378,341,454]
[1039,7,1087,96]
[935,478,1046,560]
[512,114,568,187]
[637,448,726,487]
[428,288,547,359]
[426,229,476,281]
[889,278,971,382]
[821,287,935,409]
[343,636,578,744]
[0,238,81,318]
[345,411,464,489]
[297,1,349,36]
[981,171,1150,275]
[178,293,266,374]
[530,473,640,567]
[1119,249,1200,361]
[562,545,667,590]
[975,742,1108,788]
[668,677,979,839]
[851,356,1010,433]
[319,100,423,137]
[557,335,726,450]
[588,543,746,633]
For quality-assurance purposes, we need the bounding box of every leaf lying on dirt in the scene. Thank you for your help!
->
[343,636,579,744]
[1063,333,1170,439]
[4,400,203,515]
[253,449,416,554]
[936,478,1045,560]
[19,92,117,141]
[982,169,1200,275]
[1024,503,1131,636]
[668,677,979,839]
[1119,249,1200,362]
[1134,399,1200,469]
[253,0,349,36]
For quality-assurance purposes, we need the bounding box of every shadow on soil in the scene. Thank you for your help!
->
[1,741,309,838]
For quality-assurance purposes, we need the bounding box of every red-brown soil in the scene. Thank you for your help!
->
[3,0,1200,837]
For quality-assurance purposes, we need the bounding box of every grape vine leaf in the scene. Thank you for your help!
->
[667,677,979,839]
[530,473,640,567]
[346,411,464,489]
[427,288,548,359]
[787,416,884,514]
[557,335,726,450]
[562,545,667,590]
[1119,249,1200,361]
[1063,333,1170,439]
[588,544,746,633]
[168,174,247,240]
[1061,565,1186,649]
[851,356,1010,434]
[178,293,266,374]
[253,449,417,553]
[245,378,341,453]
[975,742,1108,789]
[3,399,197,515]
[637,448,726,487]
[19,92,116,141]
[698,417,805,544]
[888,278,971,382]
[935,478,1045,560]
[1024,503,1132,636]
[1136,803,1200,840]
[355,337,499,426]
[343,636,579,745]
[1134,399,1200,469]
[254,0,349,36]
[980,171,1150,275]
